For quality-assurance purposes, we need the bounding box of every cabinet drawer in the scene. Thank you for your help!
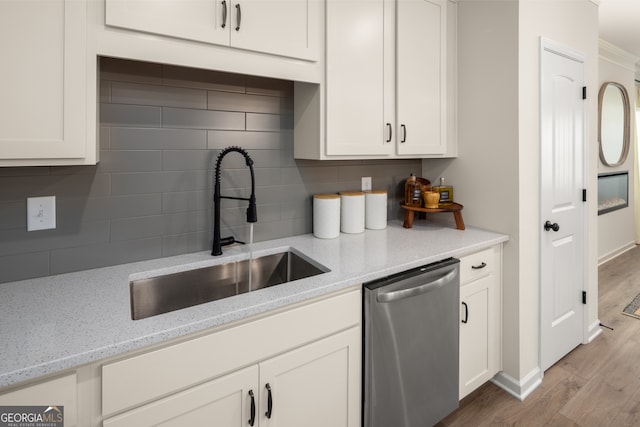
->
[460,247,495,285]
[102,289,361,417]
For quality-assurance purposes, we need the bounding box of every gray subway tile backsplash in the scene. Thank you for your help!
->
[50,237,163,275]
[207,91,281,114]
[98,150,163,173]
[207,130,282,150]
[112,81,208,110]
[0,57,420,284]
[162,107,245,130]
[110,127,207,150]
[100,103,162,128]
[246,113,284,132]
[0,252,50,283]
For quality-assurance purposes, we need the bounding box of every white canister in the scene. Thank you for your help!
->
[313,194,340,239]
[365,190,387,230]
[340,191,365,234]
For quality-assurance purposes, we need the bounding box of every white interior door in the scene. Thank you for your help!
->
[540,39,586,372]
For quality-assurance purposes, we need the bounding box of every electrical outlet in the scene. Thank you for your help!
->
[361,177,372,191]
[27,196,56,231]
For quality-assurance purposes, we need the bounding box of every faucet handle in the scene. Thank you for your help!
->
[220,236,245,247]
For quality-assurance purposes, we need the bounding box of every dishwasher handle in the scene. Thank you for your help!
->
[376,266,458,303]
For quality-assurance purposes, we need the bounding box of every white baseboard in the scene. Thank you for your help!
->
[598,242,636,266]
[491,367,543,401]
[491,323,603,401]
[587,319,602,343]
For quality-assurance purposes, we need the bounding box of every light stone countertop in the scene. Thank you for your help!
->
[0,221,508,389]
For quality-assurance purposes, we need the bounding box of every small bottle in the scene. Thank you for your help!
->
[404,174,423,207]
[433,177,453,207]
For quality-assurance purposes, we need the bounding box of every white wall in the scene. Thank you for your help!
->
[597,42,637,264]
[424,0,599,398]
[423,0,521,381]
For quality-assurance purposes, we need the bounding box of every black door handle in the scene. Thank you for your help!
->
[461,301,468,324]
[221,0,227,28]
[401,124,407,143]
[248,389,256,426]
[386,123,392,143]
[265,383,273,419]
[235,3,241,31]
[544,220,559,232]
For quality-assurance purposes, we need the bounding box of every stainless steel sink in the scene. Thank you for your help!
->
[130,250,328,320]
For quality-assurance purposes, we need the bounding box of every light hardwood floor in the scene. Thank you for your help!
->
[438,245,640,427]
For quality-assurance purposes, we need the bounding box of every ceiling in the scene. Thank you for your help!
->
[598,0,640,65]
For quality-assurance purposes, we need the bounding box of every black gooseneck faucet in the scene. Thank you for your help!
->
[212,146,257,256]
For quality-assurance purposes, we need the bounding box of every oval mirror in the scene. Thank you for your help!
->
[598,82,630,167]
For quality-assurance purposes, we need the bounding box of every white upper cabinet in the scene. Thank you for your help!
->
[0,0,96,166]
[294,0,456,159]
[395,0,446,156]
[323,0,386,156]
[105,0,319,61]
[230,0,318,61]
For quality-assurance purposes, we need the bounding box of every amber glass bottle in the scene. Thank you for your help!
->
[404,174,423,207]
[433,177,453,207]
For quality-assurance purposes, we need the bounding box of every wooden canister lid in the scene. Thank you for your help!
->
[365,189,387,194]
[339,191,365,197]
[313,193,340,199]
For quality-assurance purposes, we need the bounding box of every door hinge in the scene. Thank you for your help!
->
[582,291,587,304]
[582,86,587,100]
[582,189,587,202]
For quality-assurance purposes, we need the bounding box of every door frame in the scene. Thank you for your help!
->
[538,37,590,373]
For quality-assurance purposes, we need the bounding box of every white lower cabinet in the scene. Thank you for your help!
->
[101,289,361,427]
[103,328,360,427]
[259,328,359,427]
[0,373,78,427]
[458,245,502,399]
[103,365,258,427]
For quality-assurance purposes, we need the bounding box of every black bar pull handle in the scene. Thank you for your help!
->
[265,383,273,419]
[235,3,242,31]
[221,0,227,28]
[248,390,256,426]
[461,301,468,324]
[401,124,407,143]
[471,262,487,270]
[386,123,392,143]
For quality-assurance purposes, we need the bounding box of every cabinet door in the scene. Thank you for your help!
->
[459,274,496,399]
[103,365,259,427]
[396,0,446,155]
[231,0,319,61]
[0,0,88,162]
[0,374,77,427]
[259,327,361,427]
[324,0,390,156]
[105,0,230,46]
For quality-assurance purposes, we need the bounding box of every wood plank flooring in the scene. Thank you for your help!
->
[438,245,640,427]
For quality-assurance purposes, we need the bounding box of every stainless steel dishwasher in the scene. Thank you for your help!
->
[363,258,460,427]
